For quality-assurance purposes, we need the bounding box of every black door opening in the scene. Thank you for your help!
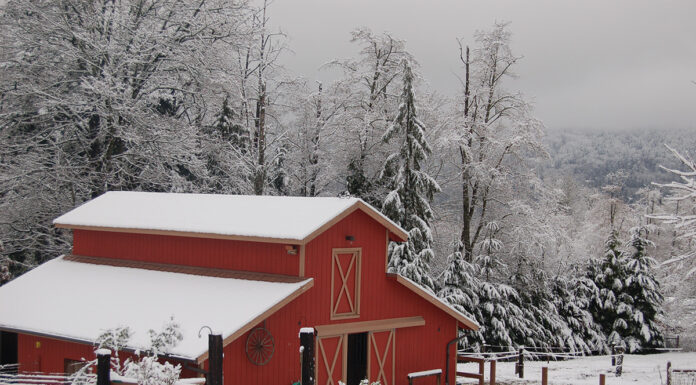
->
[0,331,18,366]
[346,332,368,385]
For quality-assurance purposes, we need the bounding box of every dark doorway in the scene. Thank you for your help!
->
[346,332,368,385]
[0,331,18,365]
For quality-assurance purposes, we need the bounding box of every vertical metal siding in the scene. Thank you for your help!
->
[73,230,299,276]
[47,210,460,385]
[17,334,198,377]
[218,210,459,385]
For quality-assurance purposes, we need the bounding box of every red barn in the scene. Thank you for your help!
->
[0,192,478,385]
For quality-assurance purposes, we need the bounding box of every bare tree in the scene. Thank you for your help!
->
[448,22,545,262]
[0,0,250,277]
[329,29,413,205]
[651,145,696,258]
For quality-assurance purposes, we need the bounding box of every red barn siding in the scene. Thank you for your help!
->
[17,334,197,378]
[17,334,93,373]
[72,230,299,276]
[23,208,463,385]
[216,210,459,385]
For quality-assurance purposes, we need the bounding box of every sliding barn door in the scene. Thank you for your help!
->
[368,329,395,385]
[317,335,345,385]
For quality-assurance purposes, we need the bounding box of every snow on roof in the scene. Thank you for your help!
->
[53,191,407,242]
[0,256,312,361]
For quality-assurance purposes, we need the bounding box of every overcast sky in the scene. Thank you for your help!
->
[265,0,696,132]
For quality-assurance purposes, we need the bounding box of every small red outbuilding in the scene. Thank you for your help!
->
[0,192,478,385]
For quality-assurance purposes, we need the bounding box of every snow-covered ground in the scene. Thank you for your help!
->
[457,352,696,385]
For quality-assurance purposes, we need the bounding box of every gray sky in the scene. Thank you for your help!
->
[266,0,696,131]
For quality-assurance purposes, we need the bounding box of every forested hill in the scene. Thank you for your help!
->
[540,128,696,201]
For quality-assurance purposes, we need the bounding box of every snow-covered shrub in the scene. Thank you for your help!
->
[338,380,380,385]
[71,318,183,385]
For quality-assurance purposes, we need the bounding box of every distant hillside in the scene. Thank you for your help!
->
[540,128,696,201]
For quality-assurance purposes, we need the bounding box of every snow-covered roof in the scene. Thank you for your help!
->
[53,191,407,243]
[0,256,313,362]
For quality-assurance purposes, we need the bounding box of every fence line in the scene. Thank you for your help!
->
[0,372,92,385]
[667,361,696,385]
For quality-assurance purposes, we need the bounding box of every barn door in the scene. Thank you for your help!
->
[0,332,17,366]
[317,335,345,385]
[346,333,368,385]
[368,330,395,385]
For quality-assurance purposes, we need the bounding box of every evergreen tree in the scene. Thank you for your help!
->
[590,230,633,350]
[623,226,664,351]
[203,96,251,194]
[381,59,440,293]
[214,95,250,153]
[475,280,524,349]
[271,143,289,195]
[439,246,483,347]
[551,274,608,354]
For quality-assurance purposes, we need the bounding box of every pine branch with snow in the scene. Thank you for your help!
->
[381,60,440,293]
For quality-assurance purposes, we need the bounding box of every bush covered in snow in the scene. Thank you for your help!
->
[71,318,184,385]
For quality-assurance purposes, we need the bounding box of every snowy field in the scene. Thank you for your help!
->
[457,352,696,385]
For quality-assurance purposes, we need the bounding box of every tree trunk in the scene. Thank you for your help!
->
[253,80,266,195]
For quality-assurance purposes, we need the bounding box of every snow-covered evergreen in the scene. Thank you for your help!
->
[439,247,482,346]
[589,227,664,353]
[0,4,674,353]
[551,274,608,354]
[590,230,632,349]
[623,226,664,350]
[381,60,440,293]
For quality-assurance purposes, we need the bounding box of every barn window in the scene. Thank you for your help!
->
[330,248,361,319]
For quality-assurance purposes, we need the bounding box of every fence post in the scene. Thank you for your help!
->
[516,347,524,378]
[667,361,672,385]
[615,347,624,377]
[208,334,223,385]
[96,349,111,385]
[300,328,315,385]
[611,345,615,366]
[676,336,680,349]
[599,373,605,385]
[490,360,496,385]
[541,367,548,385]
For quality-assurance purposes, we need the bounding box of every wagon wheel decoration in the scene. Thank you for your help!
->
[245,327,274,365]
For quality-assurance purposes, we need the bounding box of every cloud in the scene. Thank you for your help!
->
[261,0,696,131]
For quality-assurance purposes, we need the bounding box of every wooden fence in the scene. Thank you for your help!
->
[456,356,494,385]
[0,369,85,385]
[667,361,696,385]
[457,346,623,385]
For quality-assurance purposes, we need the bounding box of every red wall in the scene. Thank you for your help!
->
[217,210,458,385]
[17,334,94,373]
[17,334,198,378]
[27,209,460,385]
[72,230,299,276]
